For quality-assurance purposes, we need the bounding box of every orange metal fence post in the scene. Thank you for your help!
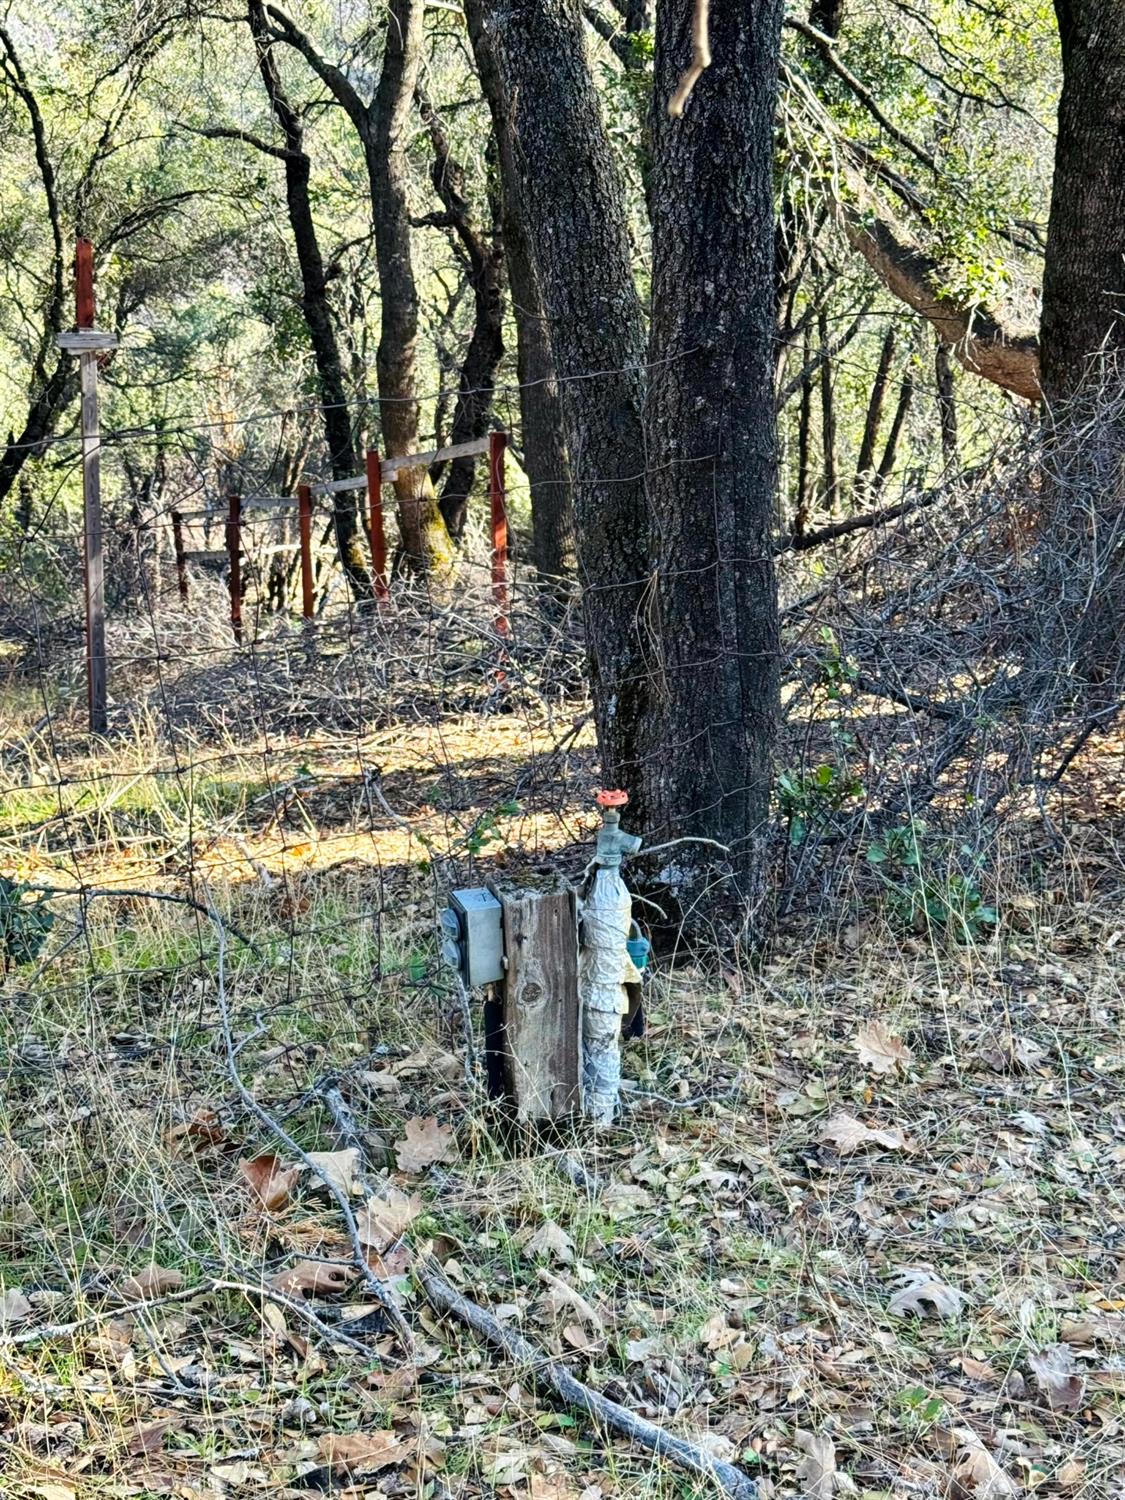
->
[226,493,242,644]
[75,238,95,330]
[366,449,390,604]
[489,430,509,643]
[297,484,314,623]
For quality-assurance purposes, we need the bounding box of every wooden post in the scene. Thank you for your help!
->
[72,239,107,734]
[366,449,390,604]
[297,484,314,622]
[226,493,242,644]
[489,431,509,642]
[79,349,107,732]
[490,881,580,1121]
[171,511,189,601]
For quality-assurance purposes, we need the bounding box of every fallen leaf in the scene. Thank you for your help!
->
[1055,1457,1085,1488]
[356,1187,423,1250]
[820,1110,908,1153]
[795,1429,837,1500]
[394,1117,455,1172]
[853,1022,913,1075]
[0,1286,33,1324]
[166,1109,228,1154]
[126,1418,183,1457]
[303,1148,360,1196]
[951,1428,1018,1497]
[523,1220,576,1265]
[697,1311,740,1351]
[1028,1343,1085,1413]
[28,1484,77,1500]
[393,1046,463,1081]
[1013,1036,1047,1069]
[562,1321,596,1351]
[530,1474,583,1499]
[270,1259,357,1297]
[886,1267,967,1319]
[238,1153,301,1211]
[317,1430,404,1470]
[119,1264,185,1301]
[624,1335,665,1362]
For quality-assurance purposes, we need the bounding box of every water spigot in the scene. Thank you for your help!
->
[593,789,642,868]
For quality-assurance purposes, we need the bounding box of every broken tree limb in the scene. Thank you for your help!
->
[415,1256,758,1499]
[836,171,1041,401]
[667,0,711,117]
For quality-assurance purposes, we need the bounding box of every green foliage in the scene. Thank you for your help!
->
[867,819,997,940]
[896,1385,946,1433]
[0,876,54,971]
[778,763,863,846]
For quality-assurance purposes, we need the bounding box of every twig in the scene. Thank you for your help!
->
[416,1256,758,1499]
[26,883,264,957]
[668,0,711,117]
[319,1079,390,1175]
[3,1279,372,1355]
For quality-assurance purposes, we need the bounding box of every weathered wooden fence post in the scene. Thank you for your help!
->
[56,238,117,734]
[297,483,314,623]
[489,880,580,1121]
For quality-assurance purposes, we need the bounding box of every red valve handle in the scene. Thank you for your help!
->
[595,788,629,808]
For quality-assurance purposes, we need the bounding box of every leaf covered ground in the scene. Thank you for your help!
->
[2,675,1125,1500]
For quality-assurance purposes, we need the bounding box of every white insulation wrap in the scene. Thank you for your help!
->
[579,868,643,1123]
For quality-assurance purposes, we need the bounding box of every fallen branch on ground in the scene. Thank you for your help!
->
[416,1256,758,1499]
[321,1071,757,1496]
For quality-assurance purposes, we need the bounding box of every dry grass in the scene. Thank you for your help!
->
[2,599,1125,1500]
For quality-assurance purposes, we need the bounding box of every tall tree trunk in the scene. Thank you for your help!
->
[855,323,895,494]
[371,0,454,576]
[817,307,838,507]
[510,242,577,581]
[641,0,783,916]
[466,0,652,791]
[1038,2,1125,688]
[466,16,576,580]
[247,2,373,601]
[934,336,958,471]
[416,95,507,541]
[872,363,914,493]
[1040,0,1125,404]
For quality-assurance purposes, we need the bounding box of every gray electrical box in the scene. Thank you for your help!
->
[439,887,505,987]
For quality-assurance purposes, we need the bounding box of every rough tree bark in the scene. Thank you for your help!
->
[416,94,506,541]
[465,10,576,581]
[640,0,783,914]
[1037,1,1125,687]
[855,324,895,492]
[265,2,455,576]
[934,337,958,471]
[466,0,652,792]
[1040,0,1125,404]
[244,1,373,601]
[371,0,454,574]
